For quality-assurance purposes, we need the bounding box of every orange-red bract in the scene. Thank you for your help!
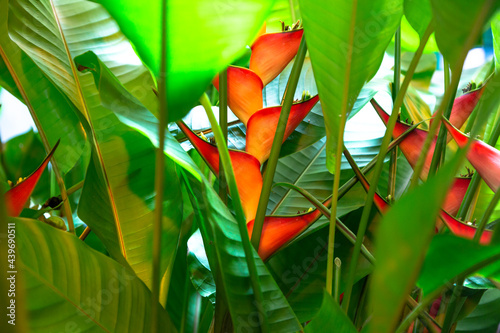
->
[247,207,323,261]
[213,66,263,126]
[4,140,59,216]
[178,122,263,222]
[249,29,304,86]
[372,99,437,180]
[444,120,500,193]
[438,210,492,245]
[246,95,320,163]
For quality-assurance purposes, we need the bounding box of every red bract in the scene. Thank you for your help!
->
[246,95,320,163]
[442,177,471,216]
[444,120,500,193]
[249,29,304,86]
[5,140,59,216]
[438,210,492,245]
[247,207,323,261]
[178,122,263,222]
[213,66,263,125]
[429,85,485,130]
[371,99,436,180]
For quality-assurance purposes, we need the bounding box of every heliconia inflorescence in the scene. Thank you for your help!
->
[4,140,59,216]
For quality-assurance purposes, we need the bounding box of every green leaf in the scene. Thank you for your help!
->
[15,217,176,332]
[181,170,303,333]
[431,0,499,67]
[74,52,183,289]
[404,0,431,37]
[0,0,87,174]
[94,0,276,121]
[456,289,500,333]
[299,0,403,172]
[7,0,157,117]
[398,16,439,53]
[418,235,500,295]
[492,12,500,71]
[266,208,373,322]
[305,291,357,333]
[369,154,463,333]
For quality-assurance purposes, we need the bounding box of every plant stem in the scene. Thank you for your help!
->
[66,180,84,196]
[342,21,435,312]
[334,258,341,302]
[79,226,91,241]
[251,37,307,250]
[388,25,401,202]
[151,1,167,331]
[218,68,228,203]
[288,0,296,22]
[200,93,270,332]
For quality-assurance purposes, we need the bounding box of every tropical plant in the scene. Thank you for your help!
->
[1,0,500,332]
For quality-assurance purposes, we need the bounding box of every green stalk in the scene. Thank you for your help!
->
[458,113,500,219]
[151,1,167,331]
[388,25,401,202]
[218,68,228,203]
[428,67,457,177]
[251,36,307,250]
[200,93,270,332]
[342,21,435,311]
[334,258,341,302]
[442,117,500,332]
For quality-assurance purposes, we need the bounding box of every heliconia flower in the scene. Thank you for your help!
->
[429,85,485,131]
[443,120,500,193]
[249,28,304,86]
[177,121,263,222]
[4,140,59,216]
[442,177,471,216]
[247,205,324,260]
[246,95,320,163]
[438,210,492,245]
[371,99,436,180]
[213,66,263,125]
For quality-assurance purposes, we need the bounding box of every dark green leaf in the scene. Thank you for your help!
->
[305,291,357,333]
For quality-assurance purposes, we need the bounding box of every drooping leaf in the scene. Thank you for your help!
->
[299,0,403,172]
[431,0,499,67]
[304,291,357,333]
[4,140,58,217]
[95,0,276,121]
[15,217,176,332]
[74,52,183,289]
[404,0,432,38]
[444,120,500,193]
[0,0,87,174]
[213,66,264,126]
[177,121,263,222]
[456,289,500,333]
[246,95,319,163]
[418,235,500,295]
[8,0,157,117]
[250,29,304,86]
[369,154,464,333]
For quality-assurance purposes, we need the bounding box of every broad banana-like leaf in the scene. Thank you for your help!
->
[299,0,403,172]
[95,0,276,121]
[74,52,183,289]
[0,0,87,174]
[7,0,157,115]
[15,217,176,332]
